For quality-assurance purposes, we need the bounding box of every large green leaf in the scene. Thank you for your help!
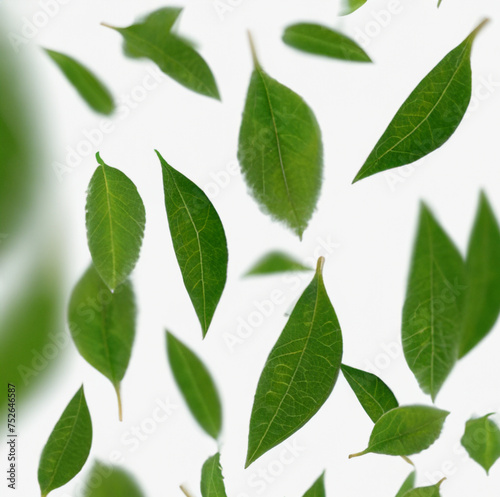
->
[68,265,136,420]
[83,461,145,497]
[246,257,342,467]
[352,20,489,183]
[157,151,228,337]
[303,472,326,497]
[341,364,398,423]
[402,203,465,401]
[44,49,114,115]
[200,453,228,497]
[459,192,500,358]
[283,23,371,63]
[244,250,311,277]
[166,332,222,439]
[238,36,323,239]
[38,386,93,497]
[339,0,367,15]
[395,472,416,497]
[349,405,449,458]
[86,153,146,291]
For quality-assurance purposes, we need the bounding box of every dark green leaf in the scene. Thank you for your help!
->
[402,480,444,497]
[339,0,367,15]
[395,472,416,497]
[341,364,398,423]
[44,49,114,115]
[238,35,323,239]
[38,386,93,497]
[166,332,222,439]
[83,461,145,497]
[402,203,465,400]
[86,153,146,291]
[303,472,326,497]
[352,20,489,183]
[246,257,343,467]
[200,453,228,497]
[459,192,500,358]
[283,23,371,63]
[244,251,312,276]
[157,151,228,337]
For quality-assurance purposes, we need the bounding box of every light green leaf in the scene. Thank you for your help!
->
[437,0,443,7]
[339,0,367,16]
[38,386,93,497]
[395,471,416,497]
[238,35,323,239]
[157,151,228,337]
[402,203,465,401]
[352,19,489,183]
[402,480,444,497]
[166,332,222,439]
[246,257,343,467]
[244,251,312,276]
[349,405,449,458]
[283,23,371,63]
[303,472,326,497]
[44,49,115,115]
[341,364,398,423]
[200,453,228,497]
[461,413,500,474]
[86,153,146,291]
[459,192,500,358]
[104,8,219,99]
[83,461,145,497]
[68,265,136,421]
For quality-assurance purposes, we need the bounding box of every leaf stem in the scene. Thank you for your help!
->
[400,455,414,466]
[114,384,123,422]
[316,256,325,275]
[436,477,446,488]
[348,449,367,459]
[247,31,261,69]
[100,22,116,30]
[180,484,194,497]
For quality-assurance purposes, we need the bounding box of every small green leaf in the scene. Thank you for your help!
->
[86,153,146,292]
[349,405,449,458]
[402,203,465,401]
[352,19,489,183]
[459,192,500,358]
[200,453,228,497]
[244,251,312,276]
[283,23,371,63]
[341,364,398,423]
[44,49,114,115]
[103,8,220,99]
[238,34,323,239]
[461,413,500,474]
[83,461,145,497]
[167,332,222,439]
[38,386,92,497]
[303,472,326,497]
[402,480,444,497]
[157,151,228,337]
[339,0,367,16]
[246,257,343,467]
[68,265,136,421]
[395,471,416,497]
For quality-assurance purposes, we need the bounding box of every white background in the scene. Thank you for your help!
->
[2,0,500,495]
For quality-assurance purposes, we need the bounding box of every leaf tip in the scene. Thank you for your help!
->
[437,477,446,488]
[469,18,491,41]
[316,256,325,275]
[247,30,261,69]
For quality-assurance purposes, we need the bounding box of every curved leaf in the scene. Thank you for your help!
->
[339,0,367,15]
[83,461,145,497]
[200,453,228,497]
[303,472,326,497]
[402,480,444,497]
[395,472,416,497]
[244,251,312,276]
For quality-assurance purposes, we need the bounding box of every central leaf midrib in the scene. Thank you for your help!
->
[101,165,117,288]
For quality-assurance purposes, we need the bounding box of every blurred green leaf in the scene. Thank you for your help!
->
[200,453,228,497]
[83,461,145,497]
[339,0,367,16]
[244,251,311,276]
[303,472,326,497]
[395,472,416,497]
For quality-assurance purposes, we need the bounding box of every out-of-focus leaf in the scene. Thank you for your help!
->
[244,251,312,276]
[83,461,145,497]
[303,472,326,497]
[395,472,416,497]
[340,0,367,16]
[200,453,228,497]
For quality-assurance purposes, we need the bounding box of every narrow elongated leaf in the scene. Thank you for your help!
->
[68,265,136,420]
[166,332,222,439]
[352,20,489,183]
[200,453,228,497]
[44,49,115,115]
[83,461,145,497]
[341,364,398,423]
[246,257,343,467]
[283,23,371,63]
[38,386,92,497]
[340,0,367,15]
[395,472,416,497]
[86,153,146,291]
[238,35,323,239]
[461,414,500,474]
[303,472,326,497]
[157,151,228,337]
[244,251,312,276]
[459,192,500,358]
[402,203,465,400]
[402,480,444,497]
[104,9,219,99]
[349,405,449,458]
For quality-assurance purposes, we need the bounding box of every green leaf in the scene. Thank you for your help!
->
[246,257,343,467]
[200,453,228,497]
[157,151,228,337]
[283,23,371,63]
[339,0,367,15]
[104,9,219,99]
[166,332,222,439]
[83,461,145,497]
[459,192,500,358]
[402,480,444,497]
[86,153,146,292]
[461,413,500,474]
[349,405,449,458]
[341,364,398,423]
[38,386,93,497]
[402,203,465,400]
[352,19,489,183]
[44,49,115,115]
[238,35,323,239]
[244,251,312,276]
[68,265,136,421]
[395,472,416,497]
[303,472,326,497]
